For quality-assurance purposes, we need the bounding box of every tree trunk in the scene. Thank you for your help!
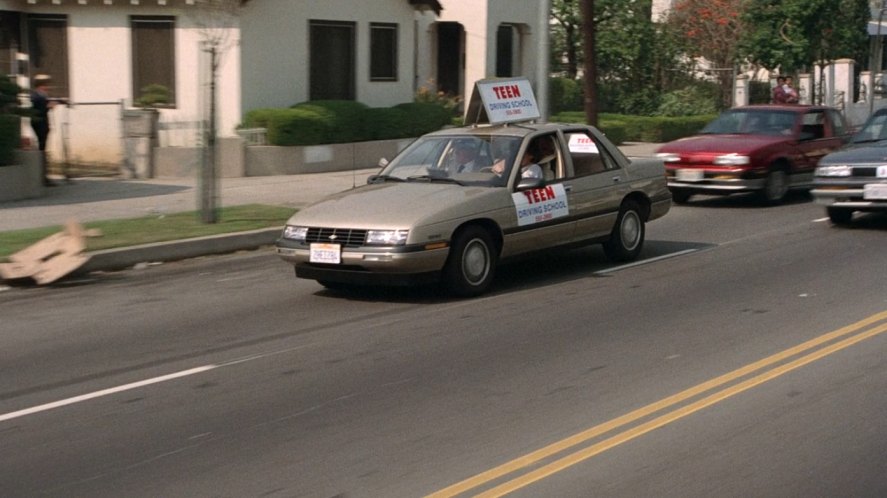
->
[579,0,597,126]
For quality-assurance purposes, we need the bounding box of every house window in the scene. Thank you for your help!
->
[496,24,518,78]
[27,14,69,99]
[131,16,175,106]
[310,20,355,100]
[370,23,397,81]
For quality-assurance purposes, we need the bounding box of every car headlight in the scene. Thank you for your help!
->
[366,229,409,246]
[713,153,750,165]
[282,225,308,241]
[815,165,853,177]
[655,152,680,163]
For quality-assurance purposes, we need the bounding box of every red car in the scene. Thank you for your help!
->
[655,105,851,204]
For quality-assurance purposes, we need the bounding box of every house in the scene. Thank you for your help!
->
[239,0,550,120]
[0,0,241,171]
[0,0,548,176]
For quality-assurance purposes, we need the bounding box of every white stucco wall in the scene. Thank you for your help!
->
[415,0,545,100]
[17,5,240,167]
[240,0,418,113]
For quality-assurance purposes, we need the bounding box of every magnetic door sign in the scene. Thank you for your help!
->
[512,184,570,226]
[476,78,540,125]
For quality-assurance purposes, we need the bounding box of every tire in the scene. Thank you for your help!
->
[442,226,497,297]
[603,200,645,262]
[827,206,853,225]
[317,280,349,291]
[759,168,788,205]
[670,189,692,204]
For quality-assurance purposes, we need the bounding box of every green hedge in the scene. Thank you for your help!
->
[551,112,716,144]
[241,100,452,146]
[0,114,20,166]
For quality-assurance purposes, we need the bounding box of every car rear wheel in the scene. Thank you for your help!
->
[671,189,692,204]
[603,200,645,262]
[443,226,497,297]
[760,168,788,204]
[827,206,853,225]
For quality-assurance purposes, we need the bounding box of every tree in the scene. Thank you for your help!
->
[551,0,583,78]
[579,0,598,125]
[664,0,746,108]
[188,0,241,224]
[738,0,869,75]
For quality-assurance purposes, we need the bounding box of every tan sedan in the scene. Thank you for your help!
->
[276,122,671,296]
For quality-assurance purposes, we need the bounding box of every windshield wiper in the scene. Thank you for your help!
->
[367,174,406,184]
[406,175,465,185]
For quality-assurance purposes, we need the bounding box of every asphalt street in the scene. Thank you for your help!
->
[1,193,885,497]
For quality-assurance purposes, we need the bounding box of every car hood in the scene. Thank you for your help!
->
[286,182,505,229]
[819,141,887,165]
[658,134,791,155]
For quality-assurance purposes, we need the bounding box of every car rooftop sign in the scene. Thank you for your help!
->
[464,77,541,126]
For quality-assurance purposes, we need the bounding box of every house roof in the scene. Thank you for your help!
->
[238,0,441,16]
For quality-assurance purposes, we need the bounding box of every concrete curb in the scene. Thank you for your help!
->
[77,226,283,274]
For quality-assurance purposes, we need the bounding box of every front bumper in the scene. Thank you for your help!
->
[666,167,765,194]
[276,238,450,285]
[811,186,887,211]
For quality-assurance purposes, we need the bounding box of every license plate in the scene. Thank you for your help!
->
[676,169,704,182]
[309,243,341,264]
[863,183,887,200]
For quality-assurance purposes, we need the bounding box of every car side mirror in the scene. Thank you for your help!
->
[516,177,545,190]
[378,158,389,168]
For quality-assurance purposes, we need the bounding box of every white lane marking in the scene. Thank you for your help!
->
[594,248,698,275]
[0,343,315,424]
[813,217,830,223]
[0,366,218,423]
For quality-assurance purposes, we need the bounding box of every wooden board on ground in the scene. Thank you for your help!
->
[0,220,93,284]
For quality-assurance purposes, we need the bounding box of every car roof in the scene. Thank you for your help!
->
[732,104,835,113]
[423,121,588,139]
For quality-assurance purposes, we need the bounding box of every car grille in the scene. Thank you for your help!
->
[306,227,368,247]
[853,167,878,177]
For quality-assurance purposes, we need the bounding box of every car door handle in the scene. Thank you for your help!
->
[612,177,621,183]
[564,184,573,192]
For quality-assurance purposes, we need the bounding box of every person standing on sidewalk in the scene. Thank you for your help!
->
[30,74,59,186]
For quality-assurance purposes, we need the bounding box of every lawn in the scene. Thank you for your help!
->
[0,204,295,260]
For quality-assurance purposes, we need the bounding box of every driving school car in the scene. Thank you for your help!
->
[276,78,671,296]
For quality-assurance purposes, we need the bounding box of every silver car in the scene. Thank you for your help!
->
[276,122,671,296]
[812,108,887,225]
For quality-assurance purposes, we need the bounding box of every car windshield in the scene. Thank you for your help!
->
[701,110,797,136]
[850,112,887,143]
[378,135,523,187]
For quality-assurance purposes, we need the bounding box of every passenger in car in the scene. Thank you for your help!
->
[493,141,544,180]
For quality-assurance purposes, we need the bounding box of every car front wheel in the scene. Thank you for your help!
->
[760,168,788,204]
[443,226,497,297]
[603,200,645,262]
[827,206,853,225]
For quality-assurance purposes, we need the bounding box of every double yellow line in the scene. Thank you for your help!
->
[429,310,887,497]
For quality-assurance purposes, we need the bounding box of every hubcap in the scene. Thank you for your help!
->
[462,239,490,285]
[621,211,641,250]
[767,171,787,200]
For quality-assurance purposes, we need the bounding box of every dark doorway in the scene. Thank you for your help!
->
[436,22,462,97]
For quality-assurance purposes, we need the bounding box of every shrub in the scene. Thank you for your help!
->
[292,100,370,143]
[656,85,719,117]
[266,107,335,146]
[366,107,410,140]
[549,77,583,114]
[392,102,452,136]
[240,108,280,129]
[414,83,462,116]
[749,80,772,104]
[0,78,21,166]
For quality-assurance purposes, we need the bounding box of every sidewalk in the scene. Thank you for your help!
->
[0,142,661,274]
